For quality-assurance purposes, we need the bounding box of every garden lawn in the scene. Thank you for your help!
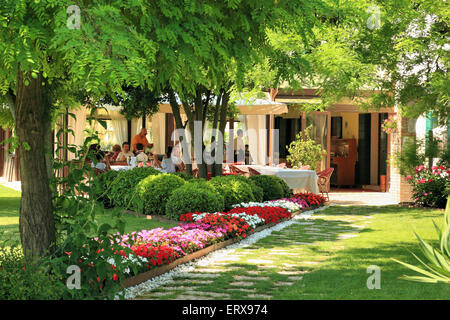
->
[0,185,176,246]
[136,205,449,300]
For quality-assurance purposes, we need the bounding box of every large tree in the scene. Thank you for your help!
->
[0,0,157,260]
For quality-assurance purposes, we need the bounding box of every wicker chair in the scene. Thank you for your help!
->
[248,167,261,176]
[316,168,334,201]
[192,168,199,178]
[230,165,249,177]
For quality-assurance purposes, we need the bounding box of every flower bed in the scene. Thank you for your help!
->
[73,192,327,291]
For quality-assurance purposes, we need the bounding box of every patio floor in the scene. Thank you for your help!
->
[328,189,398,206]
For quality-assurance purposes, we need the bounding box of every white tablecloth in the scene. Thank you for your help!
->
[233,165,320,194]
[110,165,163,172]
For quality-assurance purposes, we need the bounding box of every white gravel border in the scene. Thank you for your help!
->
[119,205,330,300]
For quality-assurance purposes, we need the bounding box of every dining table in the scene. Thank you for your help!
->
[230,164,320,194]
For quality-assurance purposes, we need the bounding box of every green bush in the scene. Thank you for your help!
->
[225,175,264,202]
[109,167,161,209]
[137,174,186,215]
[165,183,225,220]
[207,176,255,210]
[249,175,285,201]
[93,170,120,207]
[0,246,65,300]
[171,172,194,181]
[272,175,293,198]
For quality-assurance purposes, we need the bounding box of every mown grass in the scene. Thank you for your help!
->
[140,204,449,300]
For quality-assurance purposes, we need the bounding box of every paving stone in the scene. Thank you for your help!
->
[174,295,213,300]
[226,288,257,293]
[338,234,360,239]
[229,281,255,287]
[247,294,272,299]
[193,268,226,273]
[184,290,231,298]
[278,270,309,275]
[246,259,273,264]
[181,273,220,279]
[274,281,294,286]
[287,276,304,281]
[233,275,269,281]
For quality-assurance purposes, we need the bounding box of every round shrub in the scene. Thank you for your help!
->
[165,183,225,220]
[137,174,186,215]
[272,176,293,198]
[249,175,285,201]
[171,172,193,181]
[222,175,264,202]
[109,167,161,209]
[207,176,255,210]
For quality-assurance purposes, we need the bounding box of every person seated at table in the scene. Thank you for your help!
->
[135,143,149,163]
[234,129,245,163]
[108,144,122,162]
[116,141,134,162]
[161,146,176,173]
[88,144,111,175]
[132,128,153,152]
[152,153,162,168]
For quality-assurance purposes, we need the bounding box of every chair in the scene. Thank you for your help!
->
[248,167,261,176]
[230,165,248,177]
[316,168,334,201]
[192,168,199,178]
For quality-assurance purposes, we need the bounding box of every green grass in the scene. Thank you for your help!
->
[139,204,450,300]
[0,185,177,246]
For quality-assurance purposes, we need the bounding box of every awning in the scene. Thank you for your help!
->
[157,97,287,115]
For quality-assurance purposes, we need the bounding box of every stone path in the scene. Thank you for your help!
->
[133,206,375,300]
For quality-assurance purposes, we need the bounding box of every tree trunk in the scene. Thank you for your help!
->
[16,68,55,261]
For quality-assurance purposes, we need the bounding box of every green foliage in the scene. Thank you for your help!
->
[286,125,326,171]
[136,173,186,215]
[249,175,285,201]
[172,171,194,181]
[392,199,450,284]
[406,165,449,209]
[92,170,120,208]
[207,176,255,211]
[392,138,426,177]
[0,245,65,300]
[109,167,161,210]
[273,176,293,198]
[227,174,264,202]
[165,183,224,220]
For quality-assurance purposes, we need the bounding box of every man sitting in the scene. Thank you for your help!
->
[116,141,134,162]
[135,143,149,163]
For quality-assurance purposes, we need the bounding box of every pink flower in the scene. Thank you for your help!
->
[423,193,428,196]
[405,175,412,181]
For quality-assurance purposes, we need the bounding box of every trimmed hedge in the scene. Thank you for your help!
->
[207,176,255,210]
[109,167,161,209]
[249,175,285,201]
[137,174,186,215]
[273,176,293,198]
[171,172,194,181]
[165,182,225,220]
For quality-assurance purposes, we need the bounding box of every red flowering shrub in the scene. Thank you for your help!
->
[291,192,326,207]
[131,244,180,267]
[227,206,291,224]
[405,165,449,208]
